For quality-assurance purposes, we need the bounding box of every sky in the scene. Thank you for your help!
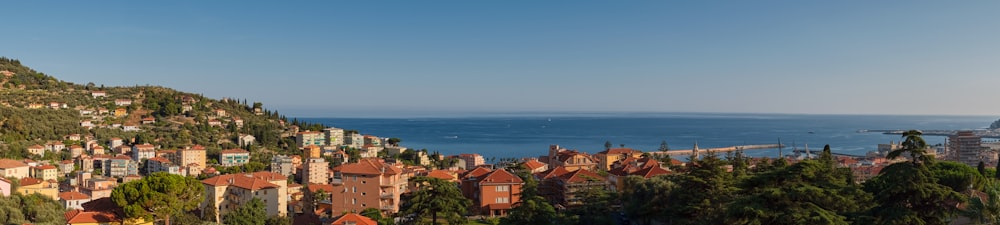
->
[3,1,1000,117]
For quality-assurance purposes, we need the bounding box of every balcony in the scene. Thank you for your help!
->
[380,193,394,199]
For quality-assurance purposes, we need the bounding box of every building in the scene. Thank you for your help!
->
[458,154,486,171]
[547,146,598,172]
[324,128,345,146]
[33,165,58,181]
[607,157,671,192]
[345,133,364,149]
[271,155,295,177]
[363,135,382,147]
[201,172,288,222]
[132,144,156,161]
[18,177,59,200]
[594,148,643,171]
[80,176,118,199]
[297,131,326,148]
[178,146,207,168]
[0,177,11,197]
[147,157,182,175]
[69,145,85,158]
[220,149,251,167]
[27,144,45,156]
[90,90,107,98]
[523,159,549,173]
[114,99,132,106]
[460,168,524,216]
[104,155,139,177]
[951,131,985,167]
[303,157,330,185]
[64,209,123,225]
[239,134,256,147]
[108,138,124,149]
[113,108,128,117]
[536,166,608,207]
[331,159,407,215]
[331,213,378,225]
[59,191,92,210]
[0,159,30,179]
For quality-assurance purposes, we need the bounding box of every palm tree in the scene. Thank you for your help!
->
[887,130,933,165]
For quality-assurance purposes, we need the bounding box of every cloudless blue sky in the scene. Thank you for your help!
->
[3,1,999,117]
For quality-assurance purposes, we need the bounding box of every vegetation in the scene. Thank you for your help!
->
[401,177,470,225]
[111,172,205,225]
[0,193,66,225]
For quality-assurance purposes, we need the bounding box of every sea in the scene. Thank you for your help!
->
[302,113,998,160]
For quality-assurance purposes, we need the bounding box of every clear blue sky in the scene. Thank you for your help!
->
[4,1,999,117]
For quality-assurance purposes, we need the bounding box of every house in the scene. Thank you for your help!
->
[81,176,118,199]
[33,165,58,181]
[122,123,140,132]
[360,145,381,158]
[331,213,378,225]
[303,157,330,185]
[208,119,222,127]
[147,157,182,175]
[523,159,549,173]
[113,108,127,117]
[79,109,94,116]
[546,145,598,172]
[239,134,256,147]
[64,209,121,225]
[114,99,132,106]
[214,109,226,117]
[536,166,608,207]
[271,155,295,177]
[97,107,110,115]
[331,159,408,215]
[59,160,75,175]
[0,177,11,197]
[594,148,644,171]
[181,104,193,113]
[49,102,61,109]
[460,168,524,216]
[178,146,207,168]
[67,133,82,141]
[200,172,289,222]
[27,144,45,156]
[46,141,67,152]
[0,159,30,179]
[141,117,155,124]
[607,157,671,192]
[219,149,251,167]
[18,177,59,200]
[70,145,85,158]
[59,191,92,210]
[91,145,106,155]
[108,138,124,149]
[233,117,243,128]
[425,170,458,182]
[132,144,156,161]
[90,90,107,98]
[27,103,44,109]
[80,120,95,129]
[458,154,486,171]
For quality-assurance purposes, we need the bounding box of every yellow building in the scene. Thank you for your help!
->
[18,177,58,200]
[33,165,58,181]
[113,108,128,117]
[594,148,643,171]
[201,172,288,223]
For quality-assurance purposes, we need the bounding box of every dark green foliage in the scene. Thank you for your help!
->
[727,160,872,225]
[500,196,559,225]
[222,198,267,225]
[862,163,964,225]
[662,151,737,225]
[111,172,205,223]
[0,193,67,225]
[401,177,470,225]
[979,161,987,177]
[622,175,674,225]
[930,161,986,193]
[565,187,616,225]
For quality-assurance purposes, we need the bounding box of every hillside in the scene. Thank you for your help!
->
[0,57,318,164]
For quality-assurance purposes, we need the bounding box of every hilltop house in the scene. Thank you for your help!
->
[460,168,524,216]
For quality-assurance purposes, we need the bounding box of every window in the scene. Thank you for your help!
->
[353,186,357,193]
[495,185,509,192]
[496,197,509,203]
[352,198,357,204]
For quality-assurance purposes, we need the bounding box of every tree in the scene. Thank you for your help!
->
[819,144,834,168]
[112,172,205,225]
[565,187,616,225]
[727,160,871,225]
[222,198,267,225]
[500,196,558,225]
[887,130,932,165]
[980,161,988,177]
[401,177,470,225]
[387,137,401,146]
[662,151,736,225]
[604,141,612,150]
[863,162,964,225]
[658,140,670,152]
[962,181,1000,225]
[931,161,986,193]
[622,175,674,224]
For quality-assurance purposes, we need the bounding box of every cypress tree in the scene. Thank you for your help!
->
[979,161,987,177]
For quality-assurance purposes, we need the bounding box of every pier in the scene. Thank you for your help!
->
[648,144,785,156]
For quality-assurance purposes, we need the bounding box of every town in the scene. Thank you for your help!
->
[1,57,999,225]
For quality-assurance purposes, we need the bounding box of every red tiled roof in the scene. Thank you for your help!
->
[0,159,28,169]
[20,177,43,186]
[111,155,131,160]
[598,148,642,155]
[59,191,91,201]
[536,166,571,180]
[335,159,400,175]
[478,169,523,185]
[250,171,287,181]
[462,167,492,179]
[559,169,606,183]
[426,170,456,181]
[35,165,57,170]
[307,183,334,194]
[28,145,44,150]
[65,209,120,224]
[201,174,279,190]
[190,145,206,150]
[220,149,249,154]
[148,157,171,164]
[523,160,547,170]
[331,213,377,225]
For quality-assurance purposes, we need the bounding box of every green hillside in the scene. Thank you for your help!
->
[0,57,315,164]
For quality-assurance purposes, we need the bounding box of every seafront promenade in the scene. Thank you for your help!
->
[648,144,785,156]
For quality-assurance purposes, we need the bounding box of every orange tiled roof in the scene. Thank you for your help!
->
[65,209,120,224]
[148,157,171,164]
[598,148,641,155]
[20,177,43,186]
[426,170,455,180]
[331,213,378,225]
[536,166,571,180]
[307,183,334,193]
[478,169,523,185]
[250,171,287,181]
[28,145,44,150]
[462,167,492,179]
[559,169,606,183]
[201,174,279,190]
[35,165,57,170]
[59,191,91,201]
[523,160,547,170]
[335,159,401,175]
[0,159,28,169]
